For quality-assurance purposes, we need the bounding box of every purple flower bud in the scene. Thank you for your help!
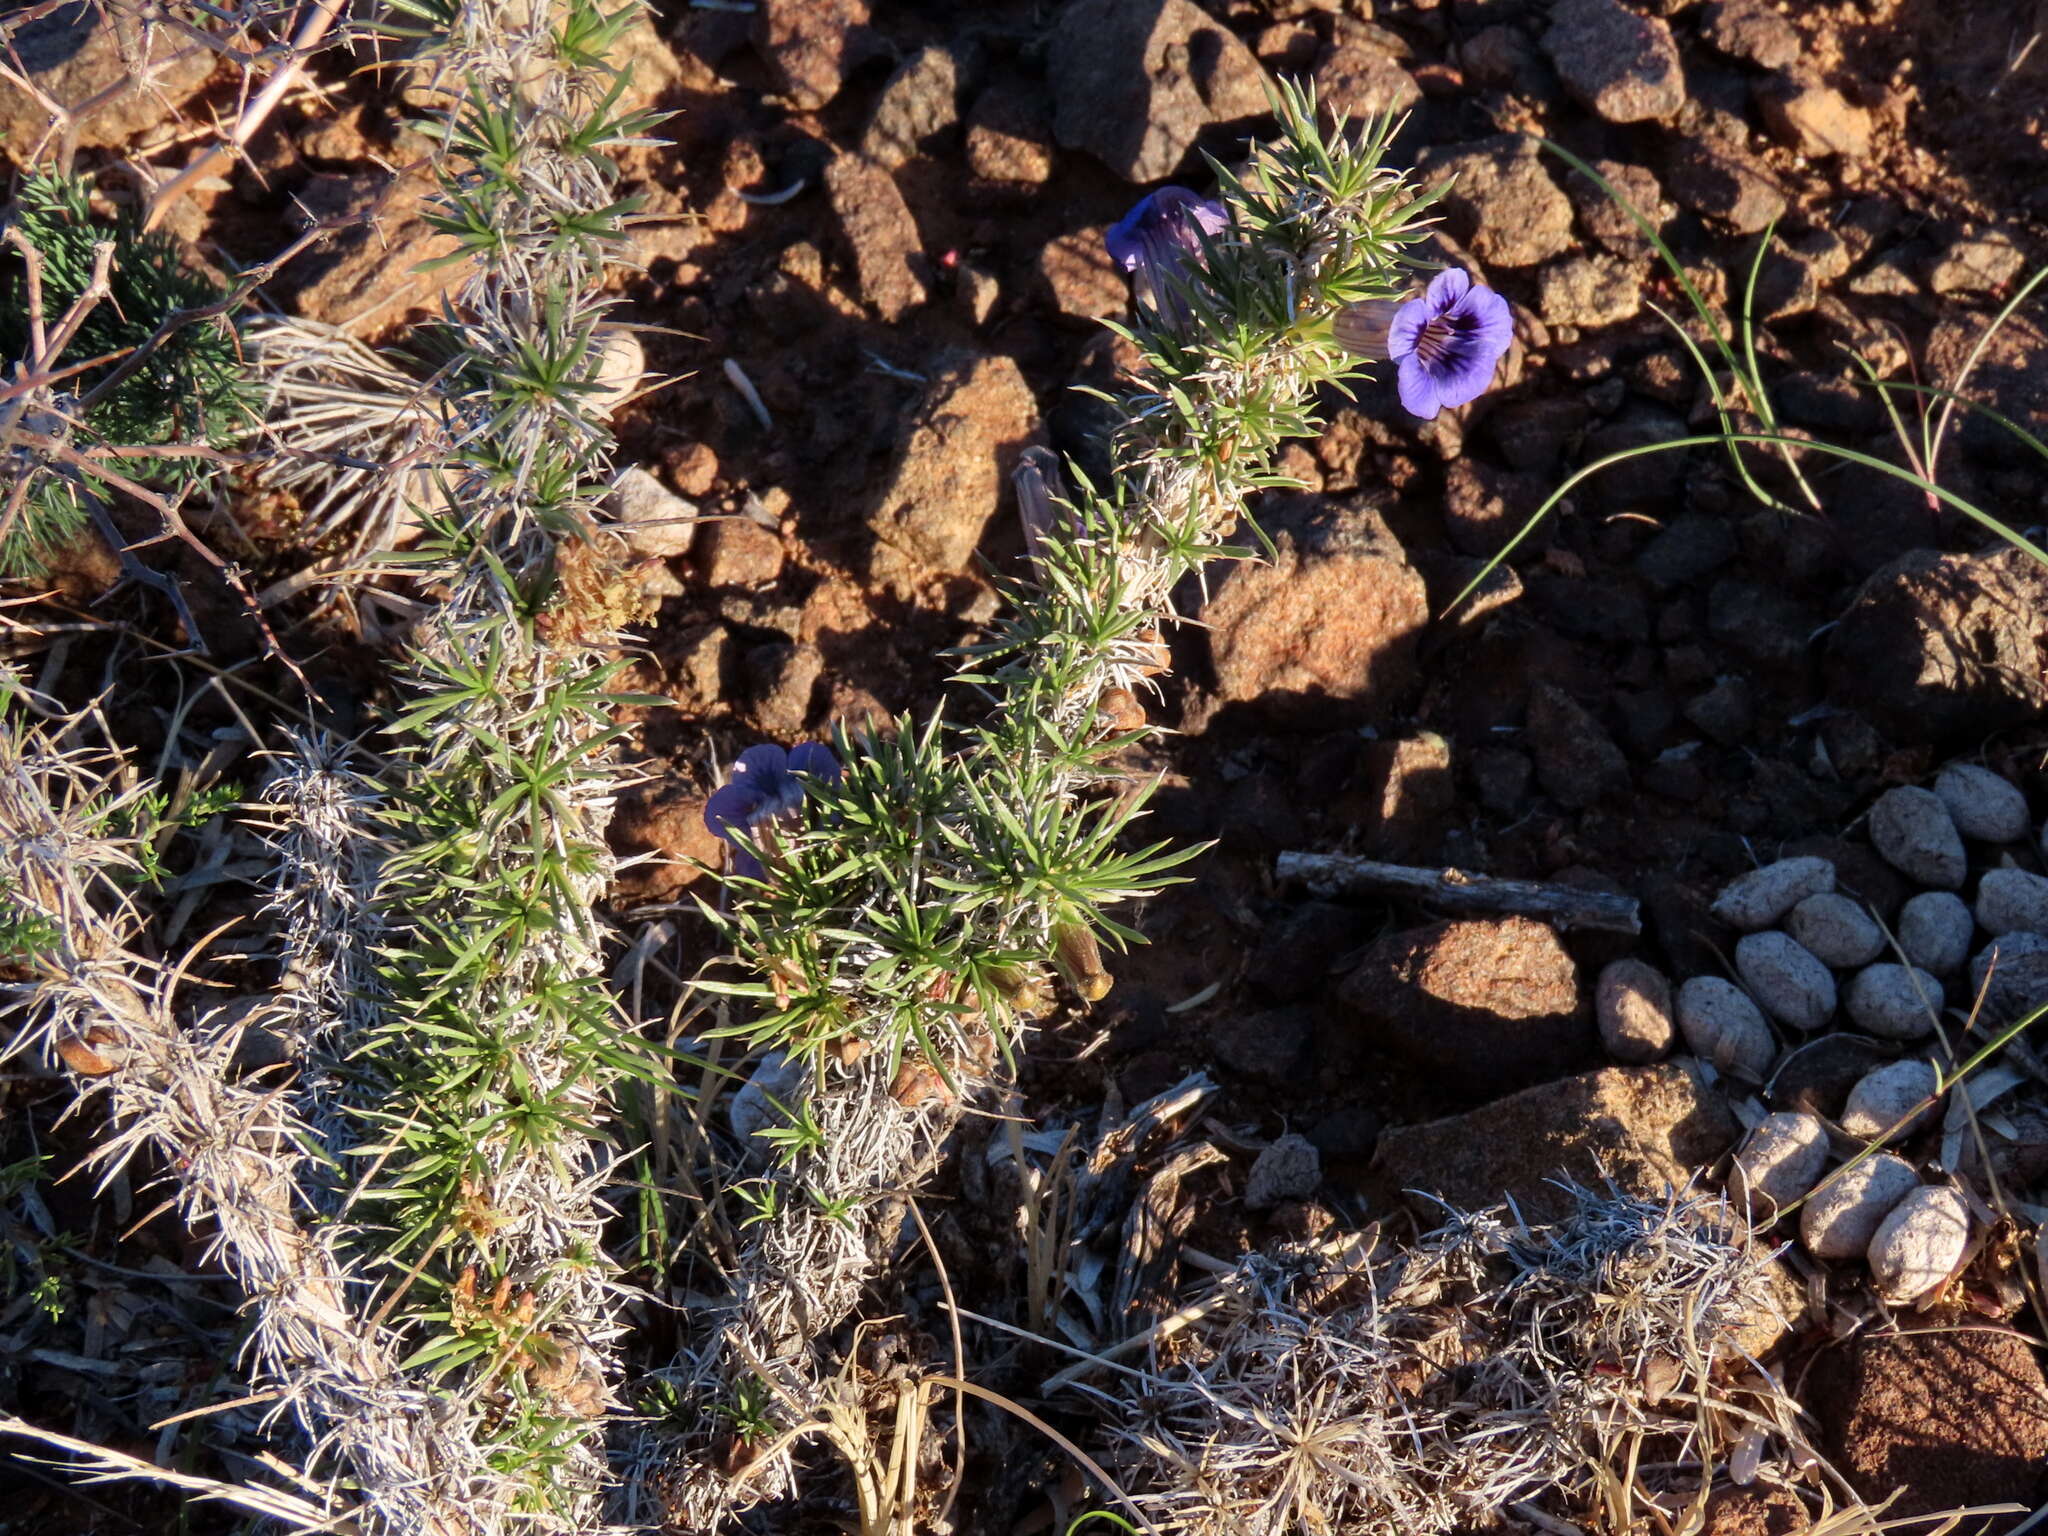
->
[1332,300,1402,362]
[1381,268,1514,420]
[1104,187,1228,321]
[704,741,841,880]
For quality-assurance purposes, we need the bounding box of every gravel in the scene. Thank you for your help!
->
[1841,1058,1941,1141]
[1868,785,1967,889]
[1596,958,1675,1063]
[1976,867,2048,938]
[1799,1153,1920,1261]
[1735,931,1837,1031]
[1844,963,1945,1040]
[1711,856,1835,931]
[1729,1111,1830,1213]
[1934,763,2031,843]
[1867,1184,1970,1303]
[1897,891,1973,975]
[1786,893,1885,968]
[1676,975,1778,1078]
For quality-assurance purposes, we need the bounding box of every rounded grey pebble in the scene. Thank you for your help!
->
[1898,891,1972,975]
[1799,1153,1920,1260]
[1935,763,2031,843]
[1711,856,1836,930]
[1972,932,2048,994]
[1676,975,1778,1079]
[1869,786,1967,889]
[1596,958,1674,1063]
[1786,893,1885,968]
[1867,1184,1970,1304]
[1730,1112,1830,1213]
[1841,1058,1940,1141]
[1843,963,1944,1040]
[1976,867,2048,938]
[1734,931,1837,1031]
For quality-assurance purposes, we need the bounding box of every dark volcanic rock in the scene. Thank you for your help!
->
[1825,548,2048,743]
[1420,136,1575,269]
[1528,683,1631,808]
[1338,917,1592,1093]
[1541,0,1685,123]
[1047,0,1269,183]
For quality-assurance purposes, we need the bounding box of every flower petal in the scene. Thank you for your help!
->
[1385,294,1433,364]
[704,781,767,840]
[1424,266,1472,313]
[733,744,788,779]
[788,741,841,785]
[1396,355,1445,419]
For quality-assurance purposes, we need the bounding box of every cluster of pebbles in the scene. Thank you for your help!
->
[1595,763,2048,1303]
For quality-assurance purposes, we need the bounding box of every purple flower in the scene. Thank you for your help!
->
[1104,187,1228,320]
[1379,268,1514,420]
[704,742,840,880]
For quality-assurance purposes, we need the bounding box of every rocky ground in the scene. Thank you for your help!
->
[7,0,2048,1529]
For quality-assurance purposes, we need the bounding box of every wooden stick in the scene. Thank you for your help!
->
[1274,851,1641,935]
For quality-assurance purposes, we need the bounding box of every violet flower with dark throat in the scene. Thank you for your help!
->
[1104,186,1228,322]
[704,742,840,880]
[1336,268,1514,420]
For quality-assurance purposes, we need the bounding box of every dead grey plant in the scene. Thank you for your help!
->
[1081,1184,1809,1536]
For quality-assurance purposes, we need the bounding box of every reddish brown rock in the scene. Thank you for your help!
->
[1527,683,1631,809]
[1338,917,1592,1093]
[697,519,783,588]
[1201,537,1427,727]
[867,352,1039,590]
[1047,0,1269,183]
[1315,41,1420,122]
[753,0,872,109]
[824,151,927,321]
[1371,1061,1740,1223]
[608,784,725,903]
[1808,1330,2048,1518]
[966,79,1056,184]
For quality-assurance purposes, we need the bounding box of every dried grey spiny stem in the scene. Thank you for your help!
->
[627,1055,958,1528]
[0,714,501,1536]
[1088,1185,1793,1536]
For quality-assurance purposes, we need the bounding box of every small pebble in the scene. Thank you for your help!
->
[1840,1058,1940,1141]
[1867,1184,1970,1304]
[1971,932,2048,995]
[1596,958,1675,1063]
[1246,1133,1322,1210]
[1975,867,2048,938]
[1935,763,2031,843]
[1799,1153,1920,1260]
[1786,893,1885,968]
[1711,856,1835,930]
[606,466,701,559]
[1868,786,1967,889]
[1897,891,1972,975]
[1734,931,1837,1031]
[1843,963,1944,1040]
[1676,975,1778,1078]
[1729,1111,1830,1214]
